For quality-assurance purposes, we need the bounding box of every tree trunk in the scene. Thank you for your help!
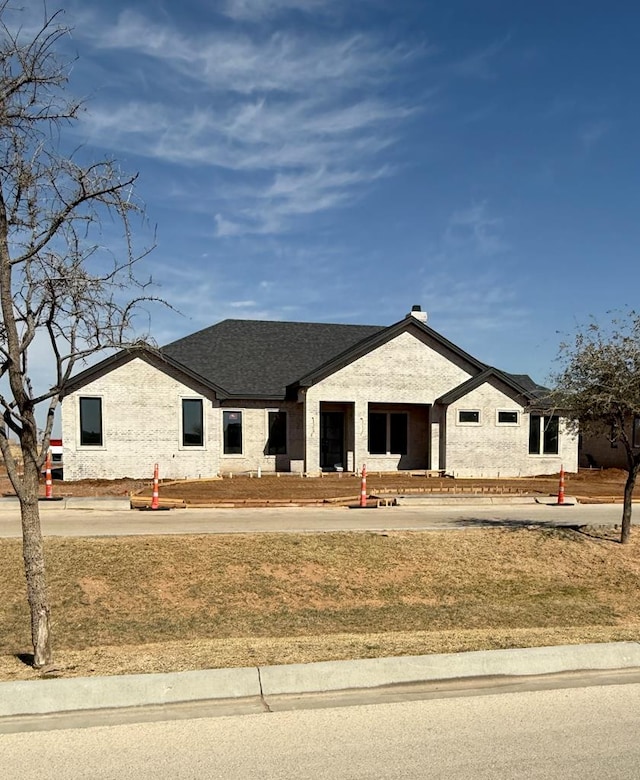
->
[620,469,636,545]
[19,456,52,667]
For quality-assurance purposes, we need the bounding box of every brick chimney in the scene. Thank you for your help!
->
[409,304,427,323]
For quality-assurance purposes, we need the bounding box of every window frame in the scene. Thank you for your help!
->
[528,414,560,455]
[367,411,408,456]
[266,409,287,456]
[79,396,103,447]
[457,409,481,425]
[181,397,205,448]
[497,410,520,426]
[222,409,243,456]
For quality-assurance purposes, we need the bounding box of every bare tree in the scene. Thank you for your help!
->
[552,312,640,544]
[0,4,162,666]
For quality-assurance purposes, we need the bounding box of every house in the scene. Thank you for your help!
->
[60,306,578,480]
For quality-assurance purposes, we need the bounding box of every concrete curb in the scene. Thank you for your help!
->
[1,642,639,719]
[0,497,131,511]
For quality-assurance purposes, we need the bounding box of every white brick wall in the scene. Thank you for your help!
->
[62,357,220,480]
[61,329,579,480]
[61,357,306,480]
[218,400,304,475]
[305,330,473,473]
[444,381,578,477]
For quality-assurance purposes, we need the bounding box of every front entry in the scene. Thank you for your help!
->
[320,411,345,470]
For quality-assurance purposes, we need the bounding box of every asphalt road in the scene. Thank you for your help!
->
[0,502,627,537]
[3,682,640,779]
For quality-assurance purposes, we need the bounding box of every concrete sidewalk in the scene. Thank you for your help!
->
[1,642,639,719]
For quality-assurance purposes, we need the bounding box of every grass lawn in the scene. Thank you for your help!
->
[2,526,640,681]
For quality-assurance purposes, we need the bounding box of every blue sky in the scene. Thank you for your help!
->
[16,0,640,384]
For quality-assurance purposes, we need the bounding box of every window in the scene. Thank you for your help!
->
[79,397,102,446]
[633,416,640,449]
[458,410,480,424]
[529,415,559,455]
[497,410,519,425]
[223,410,243,454]
[267,411,287,455]
[182,399,203,447]
[368,412,407,455]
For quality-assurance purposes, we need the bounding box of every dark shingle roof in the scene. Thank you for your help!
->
[161,319,384,398]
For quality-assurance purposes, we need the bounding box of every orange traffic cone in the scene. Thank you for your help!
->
[557,465,565,505]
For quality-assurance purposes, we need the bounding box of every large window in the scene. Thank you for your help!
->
[368,412,407,455]
[223,410,243,454]
[182,399,204,447]
[529,415,559,455]
[267,411,287,455]
[79,397,103,446]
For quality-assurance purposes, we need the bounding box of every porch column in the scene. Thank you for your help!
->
[304,396,320,475]
[353,400,368,473]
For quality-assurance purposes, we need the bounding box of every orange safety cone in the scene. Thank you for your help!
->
[45,452,53,499]
[151,463,160,510]
[557,465,565,506]
[359,464,367,508]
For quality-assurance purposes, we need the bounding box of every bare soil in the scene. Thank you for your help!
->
[3,466,634,505]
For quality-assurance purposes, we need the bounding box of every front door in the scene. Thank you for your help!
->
[320,411,345,470]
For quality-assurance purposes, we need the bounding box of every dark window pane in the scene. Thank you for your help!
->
[459,410,479,423]
[80,397,102,446]
[223,411,243,454]
[498,411,518,424]
[368,412,387,454]
[182,399,203,447]
[543,416,559,454]
[390,413,408,454]
[267,411,287,455]
[529,415,541,454]
[633,416,640,448]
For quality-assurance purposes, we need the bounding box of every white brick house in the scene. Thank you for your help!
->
[60,306,578,480]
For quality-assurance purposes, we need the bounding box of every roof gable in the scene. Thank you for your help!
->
[435,367,542,406]
[293,315,488,390]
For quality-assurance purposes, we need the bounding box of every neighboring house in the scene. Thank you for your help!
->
[579,417,640,470]
[60,306,578,480]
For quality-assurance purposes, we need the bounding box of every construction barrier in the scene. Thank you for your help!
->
[44,452,53,499]
[557,465,565,505]
[360,464,367,508]
[151,463,160,510]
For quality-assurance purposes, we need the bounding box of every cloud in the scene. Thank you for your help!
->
[77,9,424,236]
[444,202,509,256]
[580,119,612,152]
[221,0,336,21]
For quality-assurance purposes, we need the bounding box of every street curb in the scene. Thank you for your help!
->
[1,642,639,718]
[0,497,131,511]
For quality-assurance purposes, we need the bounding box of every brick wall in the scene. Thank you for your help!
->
[444,380,578,477]
[305,330,473,473]
[61,357,220,480]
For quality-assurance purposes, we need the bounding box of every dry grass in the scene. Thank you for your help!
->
[2,527,640,680]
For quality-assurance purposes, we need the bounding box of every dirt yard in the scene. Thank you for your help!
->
[1,526,640,681]
[4,467,635,505]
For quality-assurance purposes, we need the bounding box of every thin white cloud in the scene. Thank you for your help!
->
[221,0,336,21]
[444,202,509,256]
[580,119,612,152]
[77,9,424,237]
